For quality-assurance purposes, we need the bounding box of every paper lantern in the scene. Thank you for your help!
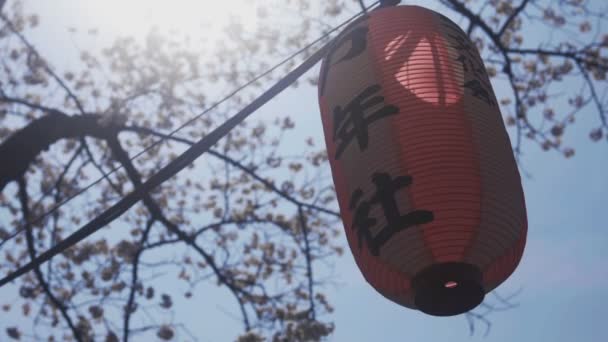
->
[317,5,527,316]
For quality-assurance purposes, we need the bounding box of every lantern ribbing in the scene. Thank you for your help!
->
[318,5,527,316]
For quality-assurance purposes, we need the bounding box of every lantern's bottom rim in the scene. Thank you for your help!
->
[412,262,485,316]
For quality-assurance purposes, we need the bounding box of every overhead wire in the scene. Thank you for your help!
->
[0,1,380,288]
[0,2,377,251]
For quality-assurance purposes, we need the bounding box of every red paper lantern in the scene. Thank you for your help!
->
[317,5,527,316]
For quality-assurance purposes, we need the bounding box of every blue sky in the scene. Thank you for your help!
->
[2,0,607,341]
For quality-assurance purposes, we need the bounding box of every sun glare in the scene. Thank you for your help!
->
[91,0,260,40]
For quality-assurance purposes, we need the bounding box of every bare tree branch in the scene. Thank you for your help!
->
[123,218,155,342]
[0,12,87,115]
[0,100,109,191]
[498,0,531,37]
[106,134,254,332]
[17,177,83,342]
[123,125,340,218]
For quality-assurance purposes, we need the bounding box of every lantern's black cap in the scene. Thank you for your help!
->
[412,262,485,316]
